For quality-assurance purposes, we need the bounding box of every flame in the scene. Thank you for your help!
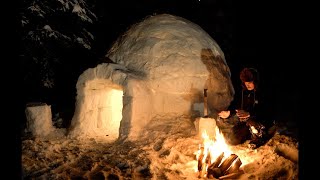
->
[195,126,234,176]
[197,126,232,161]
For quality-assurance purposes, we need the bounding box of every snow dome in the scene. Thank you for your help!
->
[68,14,234,142]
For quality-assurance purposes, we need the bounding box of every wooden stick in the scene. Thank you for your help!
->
[218,154,238,173]
[218,170,244,179]
[208,152,224,169]
[203,89,208,118]
[207,152,224,178]
[197,147,204,172]
[224,157,242,175]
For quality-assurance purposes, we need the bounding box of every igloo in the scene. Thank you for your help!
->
[68,14,234,142]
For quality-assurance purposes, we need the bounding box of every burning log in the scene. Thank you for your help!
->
[208,152,224,169]
[199,153,244,179]
[206,152,224,178]
[218,154,238,173]
[207,168,222,179]
[224,157,242,174]
[197,147,205,172]
[197,146,212,178]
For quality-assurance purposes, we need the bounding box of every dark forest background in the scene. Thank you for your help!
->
[17,0,300,135]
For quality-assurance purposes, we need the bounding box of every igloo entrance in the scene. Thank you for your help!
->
[67,63,128,142]
[84,80,123,137]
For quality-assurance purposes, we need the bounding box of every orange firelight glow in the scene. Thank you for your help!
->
[195,126,234,177]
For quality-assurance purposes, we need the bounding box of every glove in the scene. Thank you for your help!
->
[236,109,250,122]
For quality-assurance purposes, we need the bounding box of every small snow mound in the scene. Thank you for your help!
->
[275,144,298,163]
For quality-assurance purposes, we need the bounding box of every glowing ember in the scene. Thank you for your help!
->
[195,126,244,178]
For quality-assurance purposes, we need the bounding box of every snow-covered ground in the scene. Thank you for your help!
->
[22,116,298,179]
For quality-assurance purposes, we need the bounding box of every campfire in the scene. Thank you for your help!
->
[195,127,244,179]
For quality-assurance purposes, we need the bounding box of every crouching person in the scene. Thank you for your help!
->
[218,67,275,149]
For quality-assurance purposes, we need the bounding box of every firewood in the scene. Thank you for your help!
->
[218,154,238,173]
[218,170,244,179]
[207,167,222,179]
[224,157,242,175]
[208,152,224,169]
[206,152,224,178]
[197,147,205,171]
[205,152,212,167]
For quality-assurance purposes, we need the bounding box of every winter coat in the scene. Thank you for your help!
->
[228,88,274,128]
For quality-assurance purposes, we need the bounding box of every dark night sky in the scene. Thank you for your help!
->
[93,0,297,81]
[93,0,300,124]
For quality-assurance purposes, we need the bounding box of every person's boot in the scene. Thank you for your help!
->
[248,123,266,149]
[248,134,265,149]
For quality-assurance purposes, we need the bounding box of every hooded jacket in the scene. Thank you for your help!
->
[228,83,274,128]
